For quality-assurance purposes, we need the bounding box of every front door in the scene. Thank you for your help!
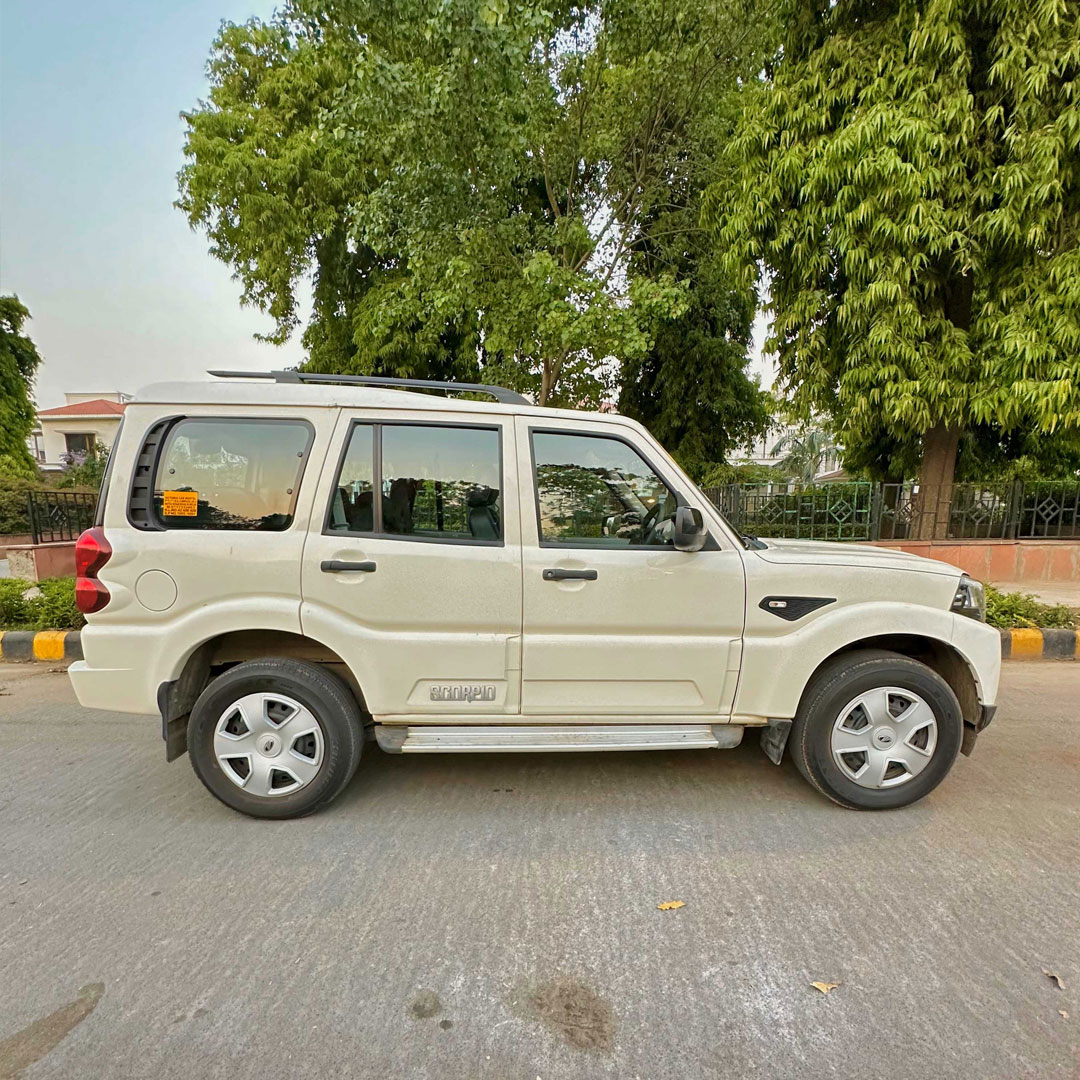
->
[301,411,522,720]
[517,418,745,718]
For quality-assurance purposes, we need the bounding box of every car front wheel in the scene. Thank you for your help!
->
[789,649,964,810]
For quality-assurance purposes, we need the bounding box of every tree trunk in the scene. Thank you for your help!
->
[539,361,553,407]
[915,422,961,540]
[913,270,972,540]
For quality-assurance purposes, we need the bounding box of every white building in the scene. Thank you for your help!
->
[32,392,131,471]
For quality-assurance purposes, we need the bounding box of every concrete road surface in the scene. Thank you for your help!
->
[1,662,1077,1080]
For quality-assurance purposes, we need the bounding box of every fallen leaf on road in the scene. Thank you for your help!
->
[657,901,685,910]
[1043,969,1065,990]
[1060,1010,1069,1019]
[811,982,840,995]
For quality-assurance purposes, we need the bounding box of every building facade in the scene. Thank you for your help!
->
[33,392,130,471]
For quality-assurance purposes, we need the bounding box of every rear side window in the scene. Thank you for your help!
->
[327,423,502,543]
[153,418,313,531]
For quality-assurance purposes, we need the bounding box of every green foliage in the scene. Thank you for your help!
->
[55,441,110,490]
[985,585,1075,630]
[845,422,1080,483]
[180,0,774,407]
[621,254,769,476]
[0,459,39,534]
[0,578,84,631]
[698,461,781,487]
[709,0,1080,487]
[0,296,42,471]
[770,425,837,482]
[0,455,99,536]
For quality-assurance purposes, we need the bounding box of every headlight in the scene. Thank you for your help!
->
[951,575,986,621]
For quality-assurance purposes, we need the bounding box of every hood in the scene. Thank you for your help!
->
[751,537,962,578]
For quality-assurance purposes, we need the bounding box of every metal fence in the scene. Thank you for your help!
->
[703,480,1080,542]
[27,490,97,545]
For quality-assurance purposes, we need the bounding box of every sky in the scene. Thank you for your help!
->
[1,0,305,411]
[1,0,774,412]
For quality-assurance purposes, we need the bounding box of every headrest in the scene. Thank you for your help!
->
[467,485,499,508]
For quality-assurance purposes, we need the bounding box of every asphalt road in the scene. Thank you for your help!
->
[1,663,1077,1080]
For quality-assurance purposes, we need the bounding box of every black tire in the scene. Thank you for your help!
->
[789,649,963,810]
[187,658,363,819]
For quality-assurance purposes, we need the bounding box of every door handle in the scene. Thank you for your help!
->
[321,560,377,573]
[542,568,598,581]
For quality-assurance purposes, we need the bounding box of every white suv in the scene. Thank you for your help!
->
[69,372,1001,818]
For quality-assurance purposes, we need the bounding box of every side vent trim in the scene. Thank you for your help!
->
[758,596,836,621]
[127,416,180,531]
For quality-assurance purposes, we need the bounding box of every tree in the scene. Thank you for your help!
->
[843,421,1080,483]
[708,0,1080,535]
[618,39,772,477]
[180,0,771,408]
[771,425,836,483]
[0,295,42,474]
[620,264,769,478]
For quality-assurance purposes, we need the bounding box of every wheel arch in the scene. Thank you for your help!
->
[158,629,368,762]
[819,635,981,730]
[762,633,983,767]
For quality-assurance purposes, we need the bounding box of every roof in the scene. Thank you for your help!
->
[129,376,632,429]
[37,398,127,417]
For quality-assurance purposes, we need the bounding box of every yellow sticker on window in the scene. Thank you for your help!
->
[162,490,199,517]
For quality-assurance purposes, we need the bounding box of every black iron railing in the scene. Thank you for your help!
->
[704,480,1080,542]
[27,490,97,544]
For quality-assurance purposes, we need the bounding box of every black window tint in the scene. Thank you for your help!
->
[532,431,677,546]
[328,425,375,532]
[65,432,94,457]
[381,426,501,541]
[153,419,312,531]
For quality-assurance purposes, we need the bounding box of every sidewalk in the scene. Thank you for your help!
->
[990,580,1080,610]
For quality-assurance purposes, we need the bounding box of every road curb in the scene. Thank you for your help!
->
[0,630,83,663]
[999,627,1078,660]
[0,628,1076,664]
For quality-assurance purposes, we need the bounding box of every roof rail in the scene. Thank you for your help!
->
[207,369,530,406]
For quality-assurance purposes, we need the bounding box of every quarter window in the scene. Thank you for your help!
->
[532,431,678,546]
[328,424,502,542]
[153,418,313,531]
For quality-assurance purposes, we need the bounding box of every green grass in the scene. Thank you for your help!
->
[0,577,85,631]
[985,584,1076,630]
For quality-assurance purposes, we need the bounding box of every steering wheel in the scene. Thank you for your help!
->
[639,500,663,544]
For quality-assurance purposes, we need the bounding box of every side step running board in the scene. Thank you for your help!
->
[375,724,744,754]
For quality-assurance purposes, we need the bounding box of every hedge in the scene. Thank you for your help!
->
[0,578,85,631]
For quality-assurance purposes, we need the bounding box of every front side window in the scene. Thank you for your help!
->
[328,423,502,542]
[532,431,678,546]
[154,418,313,530]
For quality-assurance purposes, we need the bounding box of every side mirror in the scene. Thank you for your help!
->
[673,505,707,552]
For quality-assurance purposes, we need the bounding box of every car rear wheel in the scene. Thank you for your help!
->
[789,649,963,810]
[188,658,363,819]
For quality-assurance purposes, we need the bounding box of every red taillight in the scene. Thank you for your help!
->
[75,528,112,614]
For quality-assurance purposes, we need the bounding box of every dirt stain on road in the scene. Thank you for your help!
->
[518,976,615,1053]
[408,990,442,1020]
[0,982,104,1079]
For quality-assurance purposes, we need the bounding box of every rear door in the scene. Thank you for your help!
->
[301,410,523,720]
[517,417,745,718]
